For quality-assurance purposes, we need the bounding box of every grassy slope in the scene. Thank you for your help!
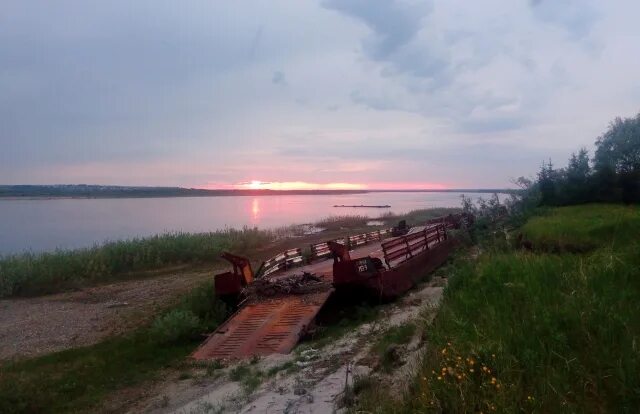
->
[359,204,640,413]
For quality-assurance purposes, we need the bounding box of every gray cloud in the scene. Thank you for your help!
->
[1,0,638,188]
[530,0,598,39]
[328,1,603,135]
[322,0,430,60]
[272,70,287,86]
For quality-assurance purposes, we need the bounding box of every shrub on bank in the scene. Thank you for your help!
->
[150,309,201,344]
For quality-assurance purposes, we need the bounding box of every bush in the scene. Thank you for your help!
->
[150,309,201,344]
[177,281,227,331]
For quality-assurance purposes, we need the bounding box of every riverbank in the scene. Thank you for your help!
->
[0,208,458,299]
[352,204,640,412]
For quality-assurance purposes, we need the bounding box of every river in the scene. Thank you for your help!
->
[0,191,493,254]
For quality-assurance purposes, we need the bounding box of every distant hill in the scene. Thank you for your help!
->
[0,185,515,199]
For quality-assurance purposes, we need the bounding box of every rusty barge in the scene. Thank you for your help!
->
[192,213,472,361]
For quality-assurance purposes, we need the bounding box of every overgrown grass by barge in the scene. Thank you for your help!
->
[353,204,640,413]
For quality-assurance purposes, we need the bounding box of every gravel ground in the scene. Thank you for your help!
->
[0,269,213,361]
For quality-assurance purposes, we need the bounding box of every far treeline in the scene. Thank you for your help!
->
[0,185,513,199]
[531,111,640,205]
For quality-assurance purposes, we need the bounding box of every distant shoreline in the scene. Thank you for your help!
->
[0,185,516,200]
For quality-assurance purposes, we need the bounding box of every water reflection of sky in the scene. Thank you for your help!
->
[0,192,496,254]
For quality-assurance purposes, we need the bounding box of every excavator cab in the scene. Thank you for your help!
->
[214,252,254,298]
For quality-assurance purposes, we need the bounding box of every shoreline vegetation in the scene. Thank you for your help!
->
[352,204,640,413]
[0,207,459,299]
[0,184,515,199]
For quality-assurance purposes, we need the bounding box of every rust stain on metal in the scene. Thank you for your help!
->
[192,289,333,360]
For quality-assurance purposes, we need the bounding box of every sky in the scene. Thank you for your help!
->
[2,0,639,190]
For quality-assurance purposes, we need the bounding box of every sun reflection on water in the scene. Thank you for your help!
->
[251,197,260,222]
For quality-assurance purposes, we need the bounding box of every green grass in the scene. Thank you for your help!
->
[0,282,229,414]
[0,332,192,413]
[373,322,417,372]
[521,204,640,252]
[352,204,640,413]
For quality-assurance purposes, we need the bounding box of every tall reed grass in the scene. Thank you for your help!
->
[0,227,273,298]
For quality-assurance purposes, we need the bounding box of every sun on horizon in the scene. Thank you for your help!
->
[210,180,451,191]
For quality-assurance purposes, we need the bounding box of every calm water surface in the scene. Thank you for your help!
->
[0,192,483,254]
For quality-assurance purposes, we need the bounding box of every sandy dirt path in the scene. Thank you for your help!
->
[121,276,447,414]
[0,268,214,361]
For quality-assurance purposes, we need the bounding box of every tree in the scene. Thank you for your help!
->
[565,148,591,204]
[594,113,640,202]
[538,159,559,205]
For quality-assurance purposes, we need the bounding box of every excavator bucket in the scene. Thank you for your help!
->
[214,252,254,297]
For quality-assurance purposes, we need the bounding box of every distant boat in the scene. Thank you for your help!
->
[333,204,391,208]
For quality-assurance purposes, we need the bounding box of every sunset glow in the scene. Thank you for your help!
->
[234,181,368,191]
[201,180,454,191]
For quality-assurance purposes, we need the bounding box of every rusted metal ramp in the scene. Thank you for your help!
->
[192,289,333,360]
[194,242,386,361]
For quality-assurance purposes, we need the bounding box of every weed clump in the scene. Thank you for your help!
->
[150,310,201,344]
[229,364,264,394]
[176,281,227,330]
[373,323,416,372]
